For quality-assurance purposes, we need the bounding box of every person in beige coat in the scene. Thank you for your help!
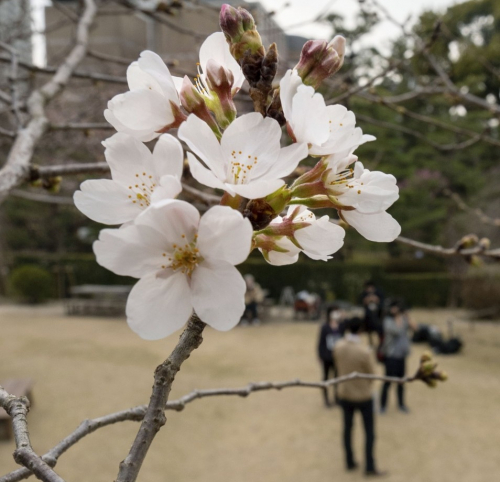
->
[334,317,385,477]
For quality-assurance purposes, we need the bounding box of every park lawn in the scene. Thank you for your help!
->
[1,304,499,482]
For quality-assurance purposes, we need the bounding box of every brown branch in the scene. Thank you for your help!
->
[10,190,74,205]
[0,372,418,482]
[0,0,98,203]
[444,189,500,227]
[423,51,500,115]
[0,55,127,85]
[116,313,206,482]
[49,123,115,131]
[358,91,500,148]
[357,114,483,152]
[0,387,66,482]
[396,235,500,259]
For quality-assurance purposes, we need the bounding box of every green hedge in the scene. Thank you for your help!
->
[9,253,453,307]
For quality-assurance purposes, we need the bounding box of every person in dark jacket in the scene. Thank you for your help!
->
[359,281,384,346]
[317,304,343,406]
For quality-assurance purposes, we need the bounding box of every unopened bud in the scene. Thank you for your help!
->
[205,59,237,128]
[180,76,221,138]
[219,4,264,62]
[479,237,491,250]
[420,352,432,363]
[295,36,345,89]
[457,233,479,250]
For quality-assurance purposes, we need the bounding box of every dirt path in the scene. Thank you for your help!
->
[1,305,499,481]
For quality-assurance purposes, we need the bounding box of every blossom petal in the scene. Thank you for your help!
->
[221,113,282,170]
[108,89,174,132]
[279,69,303,122]
[126,271,192,340]
[290,85,330,146]
[187,152,227,191]
[256,142,308,180]
[150,175,182,203]
[178,115,226,179]
[74,179,140,225]
[197,206,252,265]
[152,134,184,180]
[103,133,153,185]
[295,216,345,260]
[126,62,164,95]
[191,260,245,331]
[342,210,401,242]
[230,178,285,199]
[199,32,245,92]
[93,225,167,278]
[137,50,179,102]
[135,199,200,247]
[104,109,159,142]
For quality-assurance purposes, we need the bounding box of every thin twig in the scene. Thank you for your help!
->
[0,387,66,482]
[396,235,500,259]
[0,372,416,482]
[116,313,206,482]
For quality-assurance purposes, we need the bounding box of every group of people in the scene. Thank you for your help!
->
[317,281,415,477]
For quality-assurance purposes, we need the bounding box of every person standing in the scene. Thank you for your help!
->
[242,274,264,325]
[334,317,385,477]
[380,300,414,413]
[359,281,384,346]
[317,305,343,406]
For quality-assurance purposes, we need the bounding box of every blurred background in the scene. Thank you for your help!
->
[0,1,499,481]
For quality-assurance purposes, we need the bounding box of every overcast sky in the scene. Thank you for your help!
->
[253,0,460,49]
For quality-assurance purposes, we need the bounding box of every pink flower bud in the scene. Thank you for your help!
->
[295,36,346,89]
[204,59,237,128]
[219,4,245,42]
[219,4,263,62]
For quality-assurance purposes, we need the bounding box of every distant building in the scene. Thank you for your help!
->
[44,0,291,74]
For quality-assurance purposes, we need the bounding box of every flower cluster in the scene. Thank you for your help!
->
[74,4,401,340]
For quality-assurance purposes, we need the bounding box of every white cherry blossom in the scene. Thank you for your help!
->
[323,158,400,242]
[176,32,245,98]
[326,160,399,214]
[74,133,183,225]
[104,51,182,142]
[178,112,308,199]
[93,200,253,339]
[280,69,374,159]
[260,206,345,265]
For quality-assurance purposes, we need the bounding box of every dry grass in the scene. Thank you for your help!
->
[1,304,499,481]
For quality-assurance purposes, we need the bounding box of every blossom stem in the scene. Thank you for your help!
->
[116,313,206,482]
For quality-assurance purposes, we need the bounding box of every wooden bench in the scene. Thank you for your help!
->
[0,379,34,440]
[65,285,132,317]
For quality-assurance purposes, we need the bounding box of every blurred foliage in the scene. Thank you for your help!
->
[8,264,54,304]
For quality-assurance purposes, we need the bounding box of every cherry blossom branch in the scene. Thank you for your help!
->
[356,114,483,152]
[116,312,206,482]
[0,372,417,482]
[396,235,500,259]
[49,123,115,131]
[444,189,500,227]
[0,0,98,204]
[0,54,127,85]
[358,91,500,148]
[0,387,66,482]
